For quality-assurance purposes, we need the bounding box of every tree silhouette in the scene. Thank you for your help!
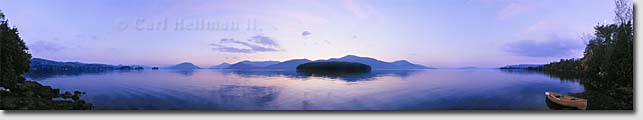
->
[0,10,93,110]
[0,10,32,88]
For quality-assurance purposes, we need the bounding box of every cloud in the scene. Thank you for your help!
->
[28,40,65,53]
[504,36,584,57]
[248,35,279,46]
[302,31,312,36]
[209,35,280,53]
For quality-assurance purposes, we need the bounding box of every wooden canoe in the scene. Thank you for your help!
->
[545,91,587,110]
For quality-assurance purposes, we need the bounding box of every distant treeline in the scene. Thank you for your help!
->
[296,62,371,73]
[30,58,144,72]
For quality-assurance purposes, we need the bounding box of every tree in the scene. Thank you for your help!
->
[0,10,32,88]
[614,0,633,24]
[1,10,93,110]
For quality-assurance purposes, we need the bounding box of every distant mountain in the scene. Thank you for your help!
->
[390,60,430,69]
[319,55,431,69]
[499,64,544,69]
[238,60,280,67]
[168,62,201,69]
[209,62,231,69]
[264,59,311,69]
[226,60,280,69]
[218,55,431,70]
[226,62,259,69]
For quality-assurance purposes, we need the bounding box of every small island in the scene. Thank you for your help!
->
[296,62,371,73]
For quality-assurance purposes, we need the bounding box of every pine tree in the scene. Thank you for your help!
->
[0,10,32,89]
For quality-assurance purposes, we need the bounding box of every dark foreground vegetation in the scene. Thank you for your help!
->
[297,62,371,73]
[539,0,633,110]
[1,10,93,110]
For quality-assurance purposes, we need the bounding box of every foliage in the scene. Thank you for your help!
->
[542,58,581,72]
[0,10,93,110]
[541,0,633,110]
[0,10,31,88]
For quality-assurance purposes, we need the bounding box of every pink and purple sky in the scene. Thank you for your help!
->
[0,0,619,68]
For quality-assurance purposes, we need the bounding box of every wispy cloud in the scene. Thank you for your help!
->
[28,40,66,53]
[504,36,584,57]
[248,35,279,46]
[209,35,280,53]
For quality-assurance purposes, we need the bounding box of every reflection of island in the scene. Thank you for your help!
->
[170,69,196,76]
[216,69,421,82]
[213,85,279,108]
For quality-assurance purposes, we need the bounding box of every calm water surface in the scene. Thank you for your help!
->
[26,69,584,110]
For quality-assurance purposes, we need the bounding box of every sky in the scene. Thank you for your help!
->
[0,0,619,68]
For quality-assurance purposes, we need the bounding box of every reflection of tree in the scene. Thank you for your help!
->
[536,70,631,110]
[501,67,630,110]
[25,70,114,80]
[500,69,580,81]
[541,70,581,81]
[499,69,548,75]
[25,69,147,80]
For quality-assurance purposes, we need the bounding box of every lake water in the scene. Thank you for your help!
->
[25,69,584,110]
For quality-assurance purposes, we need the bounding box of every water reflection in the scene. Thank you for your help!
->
[171,69,197,76]
[86,84,280,110]
[499,69,580,81]
[499,69,546,75]
[25,69,147,80]
[214,85,279,108]
[25,70,114,80]
[28,69,422,82]
[217,69,421,82]
[297,71,376,82]
[28,69,585,110]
